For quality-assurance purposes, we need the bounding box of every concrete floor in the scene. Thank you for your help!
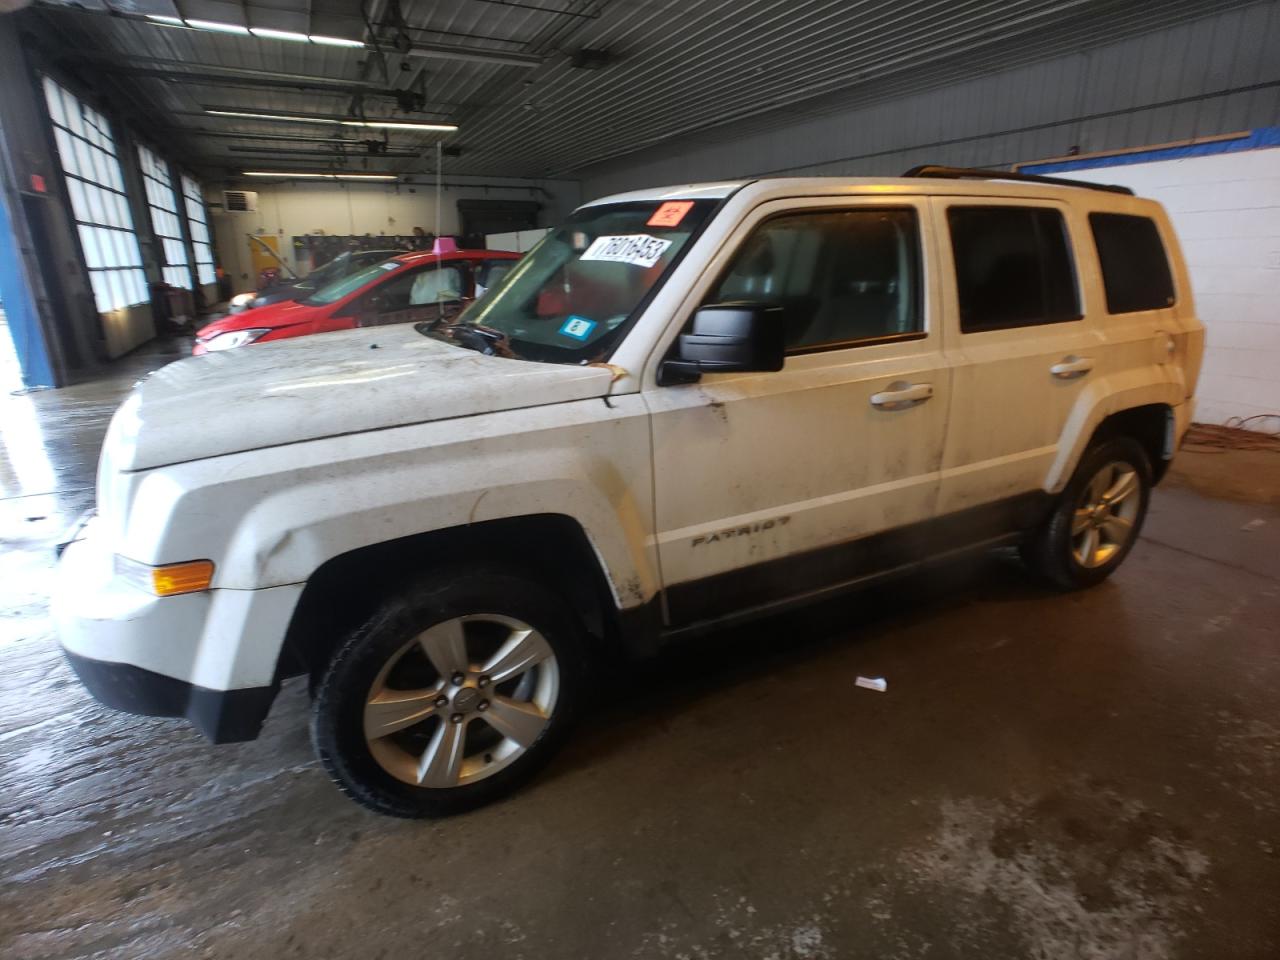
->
[2,343,1278,960]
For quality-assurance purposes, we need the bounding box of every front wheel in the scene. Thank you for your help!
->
[312,569,585,818]
[1021,437,1152,590]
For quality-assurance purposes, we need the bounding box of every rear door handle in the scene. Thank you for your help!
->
[1050,355,1094,379]
[870,380,933,410]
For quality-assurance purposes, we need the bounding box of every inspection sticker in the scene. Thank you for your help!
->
[580,234,672,268]
[559,315,597,340]
[647,200,695,228]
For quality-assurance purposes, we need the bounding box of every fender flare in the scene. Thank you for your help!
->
[1044,368,1185,493]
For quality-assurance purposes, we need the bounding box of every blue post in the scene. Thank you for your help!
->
[0,189,55,389]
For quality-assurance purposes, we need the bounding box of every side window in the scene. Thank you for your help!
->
[706,208,922,351]
[409,265,463,307]
[947,206,1079,333]
[476,260,515,299]
[372,265,464,314]
[1089,213,1175,313]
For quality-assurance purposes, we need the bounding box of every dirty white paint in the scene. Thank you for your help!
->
[57,176,1203,707]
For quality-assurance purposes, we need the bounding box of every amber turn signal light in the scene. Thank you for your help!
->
[150,560,215,596]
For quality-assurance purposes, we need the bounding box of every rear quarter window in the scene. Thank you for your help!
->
[1089,213,1176,313]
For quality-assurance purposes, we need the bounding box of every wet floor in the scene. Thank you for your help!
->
[2,341,1279,959]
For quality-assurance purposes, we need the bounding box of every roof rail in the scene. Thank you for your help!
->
[901,164,1134,196]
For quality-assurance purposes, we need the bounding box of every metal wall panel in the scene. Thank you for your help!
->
[578,1,1280,200]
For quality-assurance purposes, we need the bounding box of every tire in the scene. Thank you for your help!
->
[312,568,586,818]
[1021,437,1152,590]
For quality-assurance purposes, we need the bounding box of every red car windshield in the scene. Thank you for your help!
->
[302,260,404,306]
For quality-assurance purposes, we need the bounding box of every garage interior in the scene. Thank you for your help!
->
[1,1,1279,958]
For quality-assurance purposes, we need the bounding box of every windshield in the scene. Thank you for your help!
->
[297,251,358,291]
[442,199,715,363]
[303,259,403,306]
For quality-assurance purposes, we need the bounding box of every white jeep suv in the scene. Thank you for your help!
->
[55,166,1204,817]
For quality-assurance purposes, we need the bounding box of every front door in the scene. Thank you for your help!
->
[354,262,470,329]
[645,196,952,627]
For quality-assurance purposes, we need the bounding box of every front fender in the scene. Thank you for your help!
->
[124,395,658,609]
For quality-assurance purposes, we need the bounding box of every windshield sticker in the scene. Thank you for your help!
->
[559,315,597,340]
[580,234,672,269]
[647,201,695,228]
[379,262,399,270]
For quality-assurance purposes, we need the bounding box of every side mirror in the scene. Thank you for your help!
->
[658,304,786,385]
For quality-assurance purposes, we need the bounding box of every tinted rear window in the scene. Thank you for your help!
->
[948,206,1079,333]
[1089,213,1175,313]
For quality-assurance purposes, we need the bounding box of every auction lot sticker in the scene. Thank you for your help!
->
[580,234,672,268]
[647,201,695,227]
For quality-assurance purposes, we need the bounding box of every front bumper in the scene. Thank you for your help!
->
[62,648,276,743]
[54,517,302,743]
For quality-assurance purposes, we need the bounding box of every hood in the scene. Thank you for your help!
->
[197,299,320,338]
[109,325,615,471]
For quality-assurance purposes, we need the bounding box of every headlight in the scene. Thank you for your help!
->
[203,328,270,351]
[115,556,215,596]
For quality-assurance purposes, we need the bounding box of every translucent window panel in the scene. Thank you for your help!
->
[59,87,82,138]
[77,226,101,269]
[139,144,191,289]
[43,77,65,126]
[44,76,150,312]
[64,177,87,221]
[88,272,109,312]
[82,183,104,226]
[181,174,216,287]
[72,137,93,179]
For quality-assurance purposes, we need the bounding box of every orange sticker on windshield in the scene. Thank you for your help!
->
[647,201,694,228]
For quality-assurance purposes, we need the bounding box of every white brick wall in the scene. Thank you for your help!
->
[1066,148,1280,428]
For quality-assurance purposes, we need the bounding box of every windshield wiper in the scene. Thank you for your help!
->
[416,321,518,358]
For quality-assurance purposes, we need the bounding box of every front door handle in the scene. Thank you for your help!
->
[1050,355,1094,379]
[870,380,933,410]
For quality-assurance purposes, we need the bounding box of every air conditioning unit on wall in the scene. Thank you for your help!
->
[223,190,259,213]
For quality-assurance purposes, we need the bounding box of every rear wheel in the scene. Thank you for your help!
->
[312,569,585,817]
[1021,437,1152,590]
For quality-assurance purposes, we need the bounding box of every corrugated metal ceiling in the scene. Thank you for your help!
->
[31,0,1262,181]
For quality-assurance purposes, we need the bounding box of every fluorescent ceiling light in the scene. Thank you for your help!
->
[242,171,398,181]
[249,28,311,43]
[140,16,532,67]
[207,109,333,124]
[342,120,459,132]
[400,43,540,68]
[309,35,366,48]
[184,19,250,35]
[207,109,457,133]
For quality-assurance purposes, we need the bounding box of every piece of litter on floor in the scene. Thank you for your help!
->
[856,676,887,692]
[1241,518,1266,532]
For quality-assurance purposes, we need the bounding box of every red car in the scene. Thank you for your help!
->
[193,248,520,355]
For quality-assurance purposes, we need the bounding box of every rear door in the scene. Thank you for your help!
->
[932,197,1101,519]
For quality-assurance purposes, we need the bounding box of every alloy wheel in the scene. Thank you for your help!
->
[363,614,560,788]
[1071,460,1142,568]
